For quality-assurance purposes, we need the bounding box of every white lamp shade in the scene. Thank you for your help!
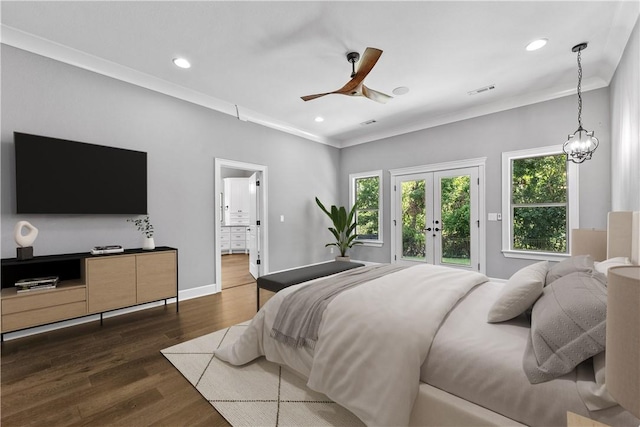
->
[606,265,640,418]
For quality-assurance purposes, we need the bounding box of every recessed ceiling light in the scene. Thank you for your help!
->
[526,39,548,51]
[392,86,410,96]
[172,57,191,69]
[315,116,324,122]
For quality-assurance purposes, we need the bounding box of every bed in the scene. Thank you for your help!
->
[215,211,640,426]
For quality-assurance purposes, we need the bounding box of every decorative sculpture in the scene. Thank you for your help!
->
[14,220,38,260]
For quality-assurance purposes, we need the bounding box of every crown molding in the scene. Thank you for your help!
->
[0,24,339,148]
[338,79,608,148]
[0,24,615,151]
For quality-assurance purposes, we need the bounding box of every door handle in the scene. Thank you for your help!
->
[435,227,441,232]
[425,227,432,231]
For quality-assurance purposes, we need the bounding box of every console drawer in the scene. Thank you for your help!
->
[2,301,87,332]
[2,286,86,315]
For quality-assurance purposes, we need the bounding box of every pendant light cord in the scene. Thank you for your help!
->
[576,48,583,128]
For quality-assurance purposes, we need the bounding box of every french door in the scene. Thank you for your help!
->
[393,167,480,271]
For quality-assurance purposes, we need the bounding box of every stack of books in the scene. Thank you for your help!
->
[15,276,59,293]
[91,245,124,255]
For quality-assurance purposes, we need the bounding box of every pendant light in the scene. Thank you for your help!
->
[563,42,599,164]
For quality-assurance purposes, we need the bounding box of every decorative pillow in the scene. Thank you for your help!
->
[594,257,632,275]
[487,261,548,323]
[545,255,594,285]
[523,271,608,384]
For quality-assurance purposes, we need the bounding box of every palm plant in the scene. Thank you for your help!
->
[315,197,362,257]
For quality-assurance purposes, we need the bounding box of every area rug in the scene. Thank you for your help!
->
[161,321,364,426]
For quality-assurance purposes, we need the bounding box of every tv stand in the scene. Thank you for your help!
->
[1,247,178,339]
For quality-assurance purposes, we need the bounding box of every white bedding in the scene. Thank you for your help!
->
[423,280,640,427]
[214,263,640,427]
[215,264,488,425]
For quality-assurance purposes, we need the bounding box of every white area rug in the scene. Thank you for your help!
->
[161,322,364,426]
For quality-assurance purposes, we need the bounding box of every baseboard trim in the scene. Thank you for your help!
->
[2,283,217,341]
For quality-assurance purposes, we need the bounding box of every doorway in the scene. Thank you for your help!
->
[390,158,486,273]
[214,159,268,293]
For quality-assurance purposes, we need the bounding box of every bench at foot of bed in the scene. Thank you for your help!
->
[256,261,365,311]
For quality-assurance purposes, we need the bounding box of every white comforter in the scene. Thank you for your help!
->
[215,264,488,426]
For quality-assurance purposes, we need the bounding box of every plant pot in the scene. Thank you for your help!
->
[142,237,155,250]
[335,256,350,262]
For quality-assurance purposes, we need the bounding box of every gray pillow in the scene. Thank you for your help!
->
[545,255,594,285]
[523,271,607,384]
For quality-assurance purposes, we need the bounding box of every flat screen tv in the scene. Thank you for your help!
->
[15,132,147,214]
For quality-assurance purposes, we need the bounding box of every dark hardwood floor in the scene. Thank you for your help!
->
[1,262,275,426]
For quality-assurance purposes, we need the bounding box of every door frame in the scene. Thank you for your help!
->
[214,158,269,292]
[389,157,486,274]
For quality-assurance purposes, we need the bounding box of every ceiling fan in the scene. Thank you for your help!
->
[301,47,392,104]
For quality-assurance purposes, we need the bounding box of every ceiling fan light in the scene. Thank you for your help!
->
[526,38,548,51]
[315,116,324,122]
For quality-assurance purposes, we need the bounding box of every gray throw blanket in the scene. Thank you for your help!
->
[271,264,407,349]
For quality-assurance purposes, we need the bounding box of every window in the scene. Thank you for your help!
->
[502,146,578,261]
[350,170,383,246]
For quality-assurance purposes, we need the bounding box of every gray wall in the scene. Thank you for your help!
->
[1,46,340,291]
[340,88,612,279]
[1,43,620,286]
[610,16,640,211]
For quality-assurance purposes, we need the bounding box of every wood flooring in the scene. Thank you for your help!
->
[221,254,255,290]
[0,260,275,426]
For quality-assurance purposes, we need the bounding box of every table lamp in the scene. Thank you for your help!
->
[606,265,640,418]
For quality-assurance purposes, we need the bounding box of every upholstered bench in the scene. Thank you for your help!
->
[256,261,364,310]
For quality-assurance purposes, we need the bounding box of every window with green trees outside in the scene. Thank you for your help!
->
[350,170,383,244]
[511,153,569,254]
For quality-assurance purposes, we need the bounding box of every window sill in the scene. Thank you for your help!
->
[502,249,570,262]
[356,240,383,248]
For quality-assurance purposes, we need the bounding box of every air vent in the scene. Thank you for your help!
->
[360,119,377,126]
[467,84,496,96]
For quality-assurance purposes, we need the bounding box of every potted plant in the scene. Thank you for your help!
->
[315,197,361,261]
[128,215,155,250]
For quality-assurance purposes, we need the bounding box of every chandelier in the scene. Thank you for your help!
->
[563,42,599,164]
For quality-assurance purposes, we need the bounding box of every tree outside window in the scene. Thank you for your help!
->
[350,171,383,245]
[512,154,568,253]
[502,145,578,260]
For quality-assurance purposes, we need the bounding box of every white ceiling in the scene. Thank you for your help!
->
[2,1,638,148]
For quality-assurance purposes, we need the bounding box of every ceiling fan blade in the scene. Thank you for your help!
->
[353,47,382,82]
[333,47,383,95]
[362,85,392,104]
[300,47,383,102]
[301,92,332,101]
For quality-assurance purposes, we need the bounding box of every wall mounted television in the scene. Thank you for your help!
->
[15,132,147,214]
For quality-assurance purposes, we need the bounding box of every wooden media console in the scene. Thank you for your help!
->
[1,247,178,338]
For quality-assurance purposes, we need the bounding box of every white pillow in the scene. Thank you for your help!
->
[487,261,548,323]
[594,257,631,275]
